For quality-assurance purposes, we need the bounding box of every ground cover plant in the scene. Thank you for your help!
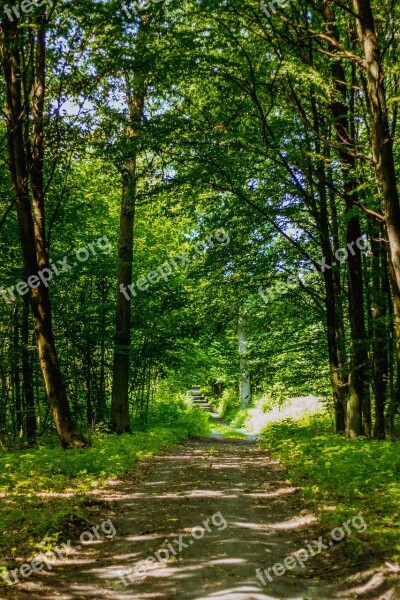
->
[259,415,400,561]
[0,401,209,577]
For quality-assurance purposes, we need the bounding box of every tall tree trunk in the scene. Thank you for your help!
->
[98,278,108,422]
[238,314,251,407]
[22,297,36,446]
[387,246,400,439]
[346,217,370,437]
[353,0,400,295]
[370,223,389,438]
[110,158,137,433]
[307,86,348,432]
[13,304,22,438]
[315,163,347,432]
[110,27,147,432]
[324,2,370,437]
[1,15,87,448]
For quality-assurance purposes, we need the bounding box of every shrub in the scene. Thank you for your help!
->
[146,395,210,437]
[219,389,241,422]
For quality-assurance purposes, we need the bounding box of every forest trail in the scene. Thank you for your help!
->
[4,435,392,600]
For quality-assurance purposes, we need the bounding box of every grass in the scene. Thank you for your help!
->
[259,414,400,561]
[210,420,248,439]
[0,401,209,577]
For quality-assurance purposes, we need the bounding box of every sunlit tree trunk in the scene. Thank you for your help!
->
[238,315,251,407]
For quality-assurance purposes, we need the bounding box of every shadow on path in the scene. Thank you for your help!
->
[4,436,398,599]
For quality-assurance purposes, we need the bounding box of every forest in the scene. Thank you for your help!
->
[0,0,400,598]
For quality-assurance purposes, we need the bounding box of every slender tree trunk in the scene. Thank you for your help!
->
[308,89,347,432]
[98,278,108,422]
[315,168,347,432]
[13,304,22,437]
[346,217,370,437]
[327,162,348,383]
[1,15,87,448]
[238,314,251,407]
[22,297,36,445]
[110,159,137,433]
[324,2,370,436]
[370,223,388,438]
[110,38,147,432]
[387,246,400,439]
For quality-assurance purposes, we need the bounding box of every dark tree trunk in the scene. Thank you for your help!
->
[1,14,87,448]
[315,162,347,433]
[110,22,148,433]
[324,1,370,437]
[110,155,137,433]
[353,0,400,300]
[370,223,389,438]
[22,297,36,445]
[387,247,400,439]
[98,278,108,423]
[13,304,22,438]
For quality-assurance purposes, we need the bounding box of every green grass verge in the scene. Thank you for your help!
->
[259,415,400,561]
[0,406,209,575]
[211,420,248,439]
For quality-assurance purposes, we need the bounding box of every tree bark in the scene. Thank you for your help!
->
[387,246,400,439]
[110,23,147,433]
[352,0,400,295]
[22,297,36,446]
[370,223,388,439]
[238,314,251,408]
[1,14,87,448]
[324,1,370,437]
[110,158,137,433]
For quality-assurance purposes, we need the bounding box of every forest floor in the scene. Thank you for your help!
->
[3,431,399,600]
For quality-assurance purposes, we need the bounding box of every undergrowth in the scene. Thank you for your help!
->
[0,400,209,573]
[259,415,400,561]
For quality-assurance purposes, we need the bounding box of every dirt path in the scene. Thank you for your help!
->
[4,435,396,599]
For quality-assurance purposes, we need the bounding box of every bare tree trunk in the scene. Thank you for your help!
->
[370,223,389,438]
[238,314,251,408]
[324,1,370,436]
[1,14,87,448]
[13,304,22,438]
[22,297,36,446]
[110,158,137,433]
[353,0,400,294]
[110,26,147,432]
[387,247,400,439]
